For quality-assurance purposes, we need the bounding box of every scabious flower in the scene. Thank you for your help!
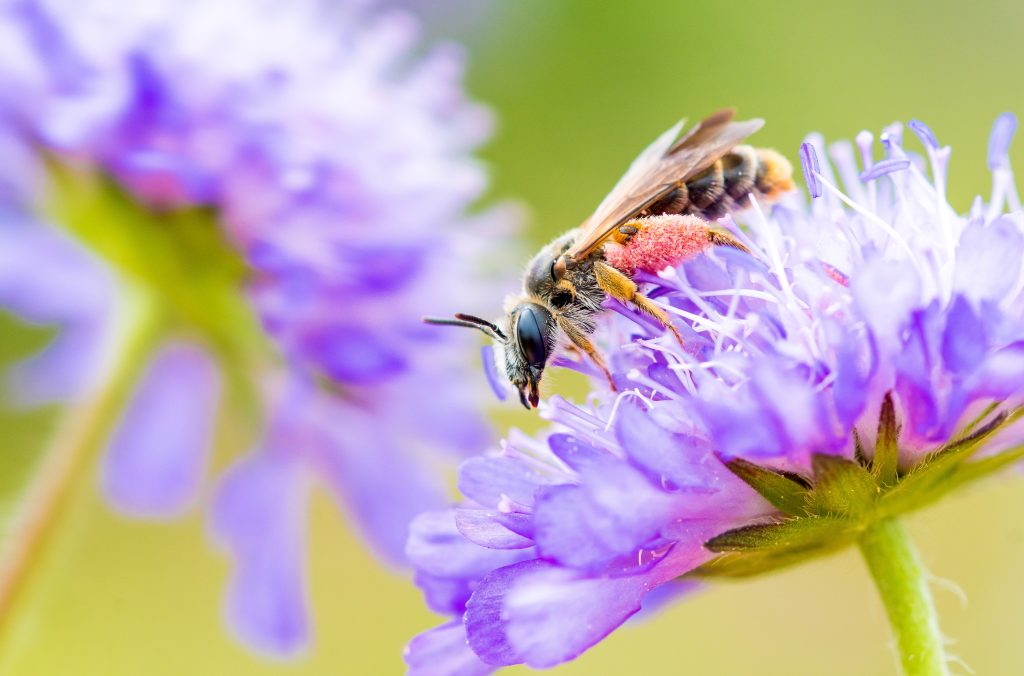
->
[406,115,1024,672]
[0,0,511,656]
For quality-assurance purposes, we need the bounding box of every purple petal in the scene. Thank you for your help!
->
[7,320,108,405]
[532,461,684,570]
[407,511,530,614]
[697,392,786,458]
[407,511,527,578]
[465,521,719,668]
[338,244,425,293]
[455,509,533,549]
[210,452,310,657]
[826,320,875,428]
[859,158,910,182]
[0,220,114,402]
[988,112,1017,169]
[318,413,449,566]
[304,324,405,384]
[941,295,987,375]
[750,363,838,455]
[546,433,611,472]
[464,559,546,666]
[953,216,1024,303]
[491,511,534,540]
[895,375,941,444]
[102,341,220,517]
[413,571,477,616]
[405,622,494,676]
[9,0,88,88]
[853,258,922,346]
[799,142,821,198]
[464,559,654,668]
[0,220,112,322]
[647,361,688,396]
[504,565,652,668]
[971,343,1024,399]
[614,402,712,489]
[457,456,557,508]
[480,345,507,401]
[378,369,492,457]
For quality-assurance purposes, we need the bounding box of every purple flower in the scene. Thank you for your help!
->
[406,116,1024,670]
[0,0,513,657]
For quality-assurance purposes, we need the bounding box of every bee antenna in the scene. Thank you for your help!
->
[454,313,507,337]
[423,314,507,342]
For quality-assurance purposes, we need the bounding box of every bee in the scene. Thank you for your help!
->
[426,109,794,409]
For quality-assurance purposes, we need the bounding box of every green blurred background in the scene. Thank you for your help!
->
[3,0,1024,673]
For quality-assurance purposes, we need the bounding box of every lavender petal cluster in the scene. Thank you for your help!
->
[406,116,1024,671]
[0,0,509,656]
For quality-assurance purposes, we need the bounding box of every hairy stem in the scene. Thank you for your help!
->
[858,518,949,676]
[0,285,161,625]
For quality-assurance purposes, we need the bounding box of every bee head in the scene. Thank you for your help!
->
[502,302,555,409]
[423,303,555,409]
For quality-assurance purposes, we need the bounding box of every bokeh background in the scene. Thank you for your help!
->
[3,0,1024,673]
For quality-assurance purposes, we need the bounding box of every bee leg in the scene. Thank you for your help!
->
[611,221,642,245]
[707,227,751,254]
[553,314,617,391]
[593,260,685,348]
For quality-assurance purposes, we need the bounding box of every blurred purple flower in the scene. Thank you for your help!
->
[406,116,1024,670]
[0,0,513,657]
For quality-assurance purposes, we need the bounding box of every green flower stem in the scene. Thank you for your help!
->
[0,283,161,626]
[858,518,949,676]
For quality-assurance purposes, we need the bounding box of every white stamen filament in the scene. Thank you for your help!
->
[669,360,750,381]
[624,368,683,403]
[697,288,782,303]
[814,170,917,262]
[603,388,655,432]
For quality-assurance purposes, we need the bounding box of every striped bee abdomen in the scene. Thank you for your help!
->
[647,145,794,221]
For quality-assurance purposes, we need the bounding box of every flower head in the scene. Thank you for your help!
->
[0,0,511,656]
[406,115,1024,670]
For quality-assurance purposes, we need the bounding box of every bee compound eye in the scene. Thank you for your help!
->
[515,304,550,368]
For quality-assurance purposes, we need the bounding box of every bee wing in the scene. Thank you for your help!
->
[564,109,764,261]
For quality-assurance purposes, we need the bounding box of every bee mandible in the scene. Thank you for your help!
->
[426,109,794,409]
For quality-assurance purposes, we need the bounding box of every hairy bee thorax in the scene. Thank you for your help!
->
[522,230,603,330]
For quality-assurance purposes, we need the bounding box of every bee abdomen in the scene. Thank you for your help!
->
[647,145,794,221]
[754,148,796,198]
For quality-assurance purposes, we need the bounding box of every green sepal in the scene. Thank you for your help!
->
[872,393,899,486]
[697,516,859,578]
[852,428,869,466]
[694,536,849,578]
[721,456,810,516]
[705,516,854,552]
[879,410,1010,516]
[695,404,1024,586]
[948,442,1024,488]
[805,453,877,517]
